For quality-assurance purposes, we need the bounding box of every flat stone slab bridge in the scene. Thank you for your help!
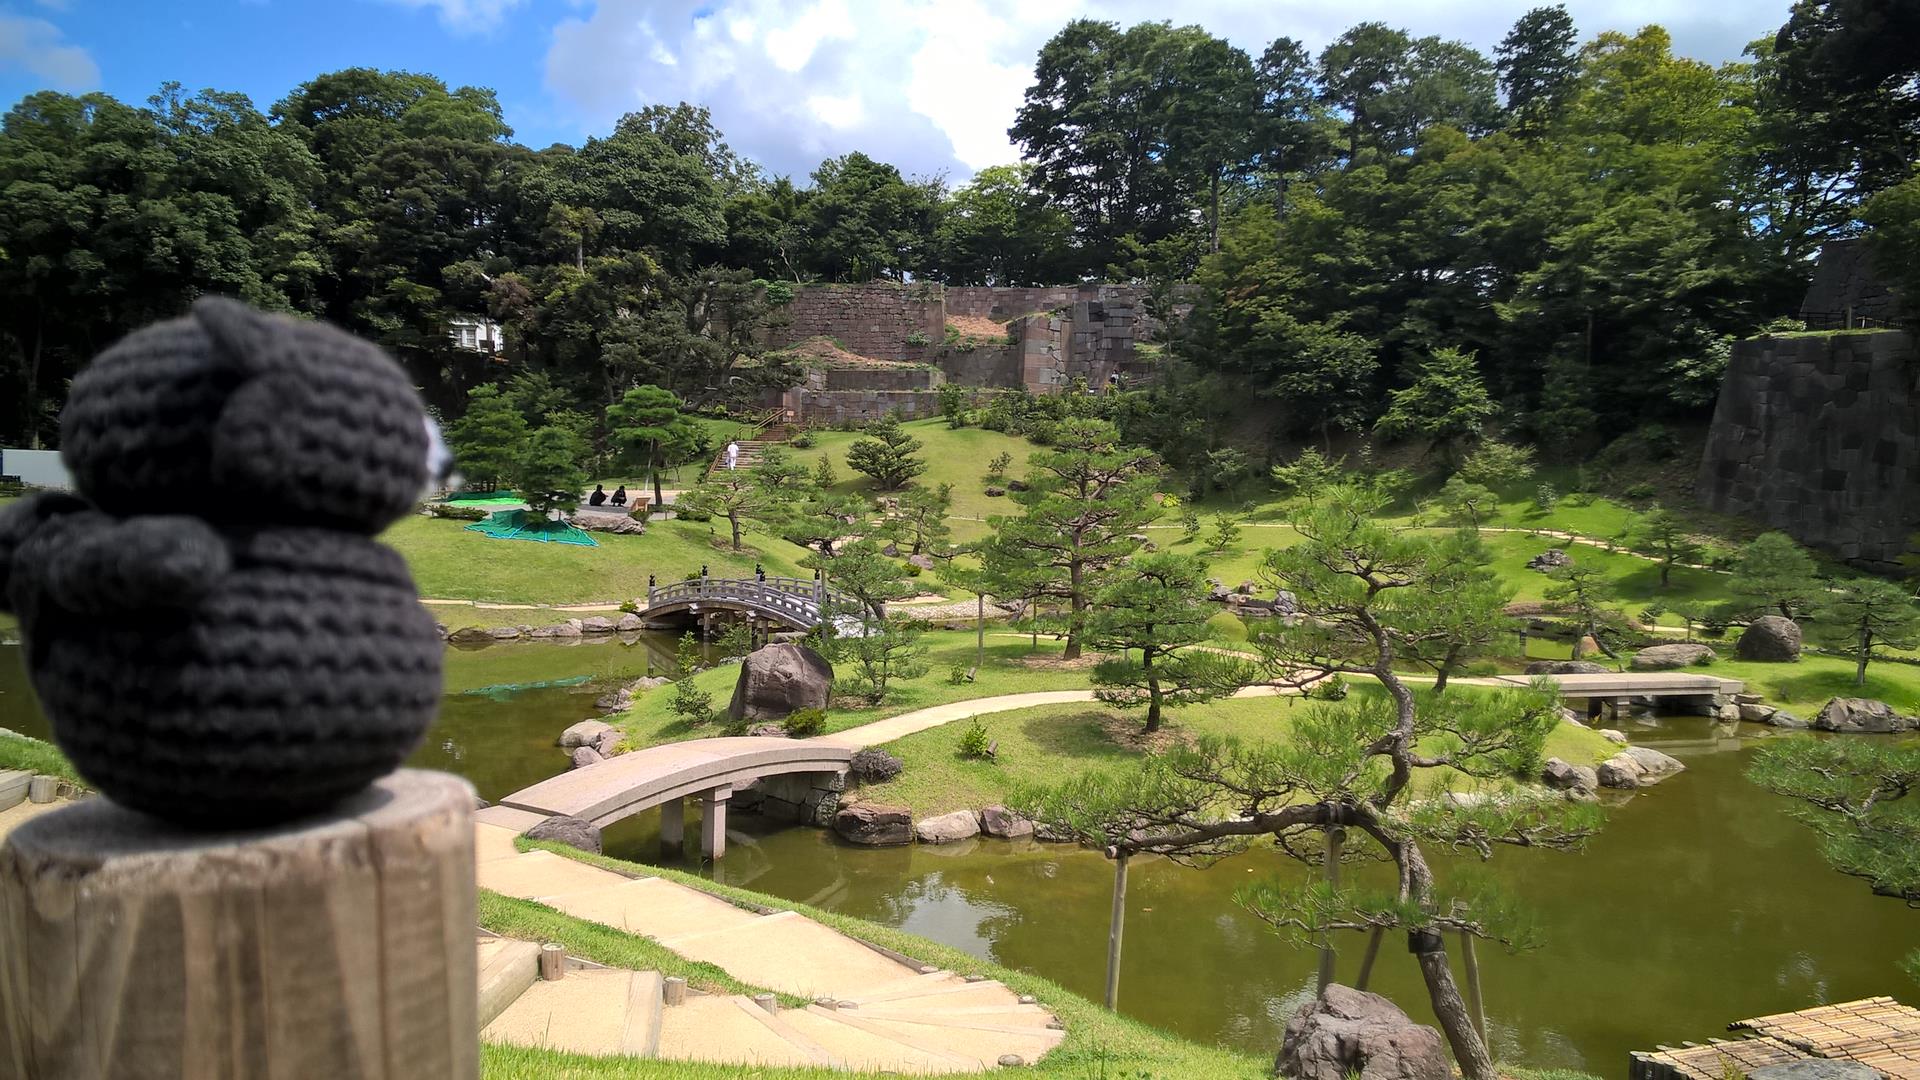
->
[636,576,863,635]
[1489,671,1744,721]
[493,737,854,859]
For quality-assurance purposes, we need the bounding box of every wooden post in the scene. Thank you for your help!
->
[701,786,731,860]
[1316,827,1344,994]
[1104,851,1129,1010]
[663,976,687,1006]
[25,776,55,804]
[539,942,566,981]
[0,769,478,1080]
[1354,927,1385,991]
[976,593,985,673]
[753,993,777,1015]
[1460,931,1488,1045]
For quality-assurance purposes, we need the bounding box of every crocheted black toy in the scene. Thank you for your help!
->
[0,297,448,826]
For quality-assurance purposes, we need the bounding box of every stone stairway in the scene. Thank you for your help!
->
[707,439,776,476]
[475,820,1062,1072]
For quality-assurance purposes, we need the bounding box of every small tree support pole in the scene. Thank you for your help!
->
[1459,931,1488,1045]
[1104,849,1130,1011]
[1354,927,1386,991]
[539,943,567,981]
[0,769,478,1080]
[1316,827,1345,994]
[976,593,986,673]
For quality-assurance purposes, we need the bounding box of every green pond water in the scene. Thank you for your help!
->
[4,640,1915,1078]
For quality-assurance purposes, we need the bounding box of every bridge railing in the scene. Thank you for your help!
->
[644,576,863,625]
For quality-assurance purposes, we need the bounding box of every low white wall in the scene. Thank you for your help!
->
[1,449,71,489]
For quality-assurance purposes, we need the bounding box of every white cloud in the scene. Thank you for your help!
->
[542,0,1789,183]
[0,14,98,91]
[381,0,526,34]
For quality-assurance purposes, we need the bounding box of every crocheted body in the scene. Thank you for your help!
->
[12,516,442,823]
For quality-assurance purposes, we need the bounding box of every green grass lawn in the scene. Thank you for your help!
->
[517,838,1272,1080]
[385,515,816,605]
[856,687,1622,816]
[612,631,1096,748]
[1705,653,1920,715]
[782,420,1047,543]
[0,730,84,786]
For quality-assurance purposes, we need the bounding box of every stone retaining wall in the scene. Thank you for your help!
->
[822,366,943,391]
[1696,330,1919,568]
[732,770,845,826]
[768,283,945,362]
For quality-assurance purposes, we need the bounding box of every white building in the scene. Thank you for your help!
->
[449,315,505,355]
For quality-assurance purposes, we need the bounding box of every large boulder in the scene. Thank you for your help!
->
[580,616,617,634]
[1277,985,1450,1080]
[1748,1062,1885,1080]
[834,803,913,846]
[569,746,605,769]
[849,748,904,783]
[728,643,834,722]
[558,720,617,749]
[915,810,982,844]
[1525,660,1611,675]
[1812,697,1916,734]
[615,612,645,632]
[980,805,1034,839]
[1737,616,1803,662]
[1540,757,1599,795]
[1628,643,1716,671]
[1527,549,1573,572]
[1597,746,1686,789]
[447,626,496,646]
[523,815,603,855]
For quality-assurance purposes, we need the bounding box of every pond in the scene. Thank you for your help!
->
[4,640,1914,1078]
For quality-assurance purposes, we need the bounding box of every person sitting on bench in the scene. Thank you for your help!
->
[611,485,627,506]
[588,484,607,507]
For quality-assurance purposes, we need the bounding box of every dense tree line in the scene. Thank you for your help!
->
[1,1,1913,459]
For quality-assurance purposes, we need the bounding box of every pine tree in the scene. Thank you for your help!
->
[977,420,1160,659]
[513,425,590,516]
[1726,532,1821,621]
[845,416,926,490]
[1812,579,1920,686]
[444,384,527,492]
[1087,553,1251,732]
[606,384,699,508]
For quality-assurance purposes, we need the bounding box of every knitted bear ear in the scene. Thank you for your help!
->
[190,296,282,378]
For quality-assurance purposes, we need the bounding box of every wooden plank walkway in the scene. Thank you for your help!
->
[1632,998,1920,1080]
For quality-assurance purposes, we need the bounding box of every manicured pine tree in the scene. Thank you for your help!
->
[1087,552,1251,733]
[1726,531,1822,621]
[444,384,527,492]
[845,415,926,490]
[606,384,700,509]
[977,419,1160,659]
[1812,578,1920,686]
[1630,505,1702,588]
[513,424,590,517]
[1019,485,1598,1080]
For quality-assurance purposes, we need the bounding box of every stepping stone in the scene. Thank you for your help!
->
[477,849,626,901]
[849,1012,1065,1067]
[855,1002,1056,1029]
[542,877,759,940]
[661,912,920,999]
[852,980,1022,1011]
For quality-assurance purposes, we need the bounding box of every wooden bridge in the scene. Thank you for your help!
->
[638,576,863,633]
[489,737,854,859]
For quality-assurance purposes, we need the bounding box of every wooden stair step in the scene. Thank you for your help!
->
[0,770,30,813]
[476,937,542,1029]
[481,968,649,1057]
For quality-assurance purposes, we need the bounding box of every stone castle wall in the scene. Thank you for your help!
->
[1697,330,1920,568]
[769,283,946,362]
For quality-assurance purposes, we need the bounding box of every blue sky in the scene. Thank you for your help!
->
[1,0,1793,182]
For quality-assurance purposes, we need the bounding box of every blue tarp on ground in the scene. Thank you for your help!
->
[464,509,598,546]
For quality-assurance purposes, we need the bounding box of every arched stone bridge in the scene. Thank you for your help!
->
[493,737,854,859]
[637,576,863,632]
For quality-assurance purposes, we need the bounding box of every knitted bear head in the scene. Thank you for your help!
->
[59,297,436,532]
[0,298,448,826]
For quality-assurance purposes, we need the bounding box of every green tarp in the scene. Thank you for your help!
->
[464,509,598,546]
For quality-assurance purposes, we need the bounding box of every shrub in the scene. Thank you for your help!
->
[947,663,971,685]
[782,707,827,737]
[905,330,930,347]
[425,502,489,521]
[1534,483,1559,511]
[905,562,923,576]
[669,637,715,725]
[1623,481,1657,502]
[789,430,817,449]
[673,502,712,522]
[1310,674,1350,701]
[985,451,1013,483]
[849,747,904,783]
[957,717,994,760]
[619,599,640,614]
